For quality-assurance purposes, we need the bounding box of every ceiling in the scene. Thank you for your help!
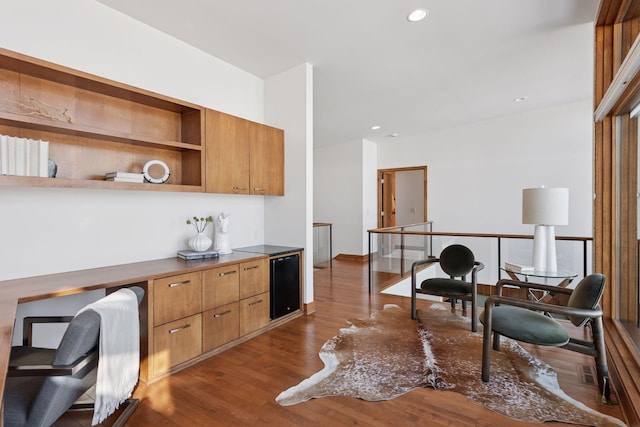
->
[98,0,598,147]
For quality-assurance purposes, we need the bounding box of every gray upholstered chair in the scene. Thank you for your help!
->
[411,244,484,332]
[480,274,610,399]
[4,286,144,427]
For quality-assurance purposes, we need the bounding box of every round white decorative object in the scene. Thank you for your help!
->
[142,159,171,184]
[189,232,212,252]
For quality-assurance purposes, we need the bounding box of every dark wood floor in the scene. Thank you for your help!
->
[60,260,627,426]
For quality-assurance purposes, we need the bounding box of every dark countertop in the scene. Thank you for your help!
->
[234,245,304,257]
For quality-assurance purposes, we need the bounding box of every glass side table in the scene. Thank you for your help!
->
[500,267,578,304]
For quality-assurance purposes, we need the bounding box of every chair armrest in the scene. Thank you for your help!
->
[412,258,440,269]
[495,279,573,297]
[22,316,74,346]
[470,261,485,285]
[411,258,440,282]
[485,295,603,319]
[8,348,98,378]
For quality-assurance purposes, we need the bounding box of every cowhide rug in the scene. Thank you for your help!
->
[276,304,626,427]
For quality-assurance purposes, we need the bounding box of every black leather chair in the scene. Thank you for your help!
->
[411,244,484,332]
[4,286,144,427]
[480,274,610,400]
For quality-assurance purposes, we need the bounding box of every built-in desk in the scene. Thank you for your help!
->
[0,252,304,407]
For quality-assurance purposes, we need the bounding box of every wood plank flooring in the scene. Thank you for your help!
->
[58,260,627,426]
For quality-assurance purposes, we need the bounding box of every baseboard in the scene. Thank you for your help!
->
[304,301,316,315]
[334,253,369,263]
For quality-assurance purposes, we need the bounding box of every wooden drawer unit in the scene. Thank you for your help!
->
[153,313,202,377]
[153,272,202,326]
[239,258,269,300]
[202,265,240,311]
[202,302,240,352]
[240,292,270,336]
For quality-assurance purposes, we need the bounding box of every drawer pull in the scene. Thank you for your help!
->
[169,324,191,334]
[169,280,191,288]
[219,270,237,277]
[213,310,232,318]
[244,265,259,271]
[249,299,264,307]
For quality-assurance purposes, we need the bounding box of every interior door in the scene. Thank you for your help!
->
[380,171,396,256]
[382,171,396,229]
[378,166,428,256]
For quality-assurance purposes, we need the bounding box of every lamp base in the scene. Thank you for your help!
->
[532,225,558,272]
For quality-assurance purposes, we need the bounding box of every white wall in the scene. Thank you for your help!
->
[0,0,271,283]
[314,139,377,257]
[315,100,593,258]
[362,140,378,254]
[0,1,302,344]
[395,169,426,226]
[264,63,315,304]
[378,100,593,237]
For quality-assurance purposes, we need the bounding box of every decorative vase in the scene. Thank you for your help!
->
[189,232,212,252]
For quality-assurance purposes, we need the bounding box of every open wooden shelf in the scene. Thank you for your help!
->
[0,48,204,192]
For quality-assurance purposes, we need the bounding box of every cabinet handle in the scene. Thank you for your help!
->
[253,188,266,192]
[243,265,259,271]
[169,324,191,334]
[169,280,191,288]
[249,299,264,307]
[213,310,232,318]
[219,270,237,277]
[233,186,248,191]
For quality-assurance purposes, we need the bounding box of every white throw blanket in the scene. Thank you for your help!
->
[77,288,140,425]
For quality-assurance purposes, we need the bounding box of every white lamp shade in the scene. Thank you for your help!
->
[522,187,569,225]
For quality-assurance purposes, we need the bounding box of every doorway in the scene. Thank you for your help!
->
[377,166,428,229]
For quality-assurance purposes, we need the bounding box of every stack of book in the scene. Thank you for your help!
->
[0,134,50,177]
[504,262,535,273]
[104,171,144,183]
[177,249,220,261]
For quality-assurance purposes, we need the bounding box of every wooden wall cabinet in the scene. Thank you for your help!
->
[249,121,284,196]
[0,48,205,192]
[205,109,284,195]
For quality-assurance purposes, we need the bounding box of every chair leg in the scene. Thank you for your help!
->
[411,267,418,320]
[450,298,456,310]
[591,317,610,399]
[492,331,501,351]
[481,311,493,382]
[70,398,139,426]
[411,289,417,320]
[470,300,477,333]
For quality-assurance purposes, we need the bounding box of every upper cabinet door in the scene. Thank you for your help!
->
[250,122,284,196]
[205,109,250,194]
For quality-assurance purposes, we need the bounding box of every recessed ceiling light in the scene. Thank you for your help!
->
[371,125,381,130]
[407,8,429,22]
[387,133,398,138]
[513,96,528,102]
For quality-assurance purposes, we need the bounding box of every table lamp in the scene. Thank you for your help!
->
[522,187,569,272]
